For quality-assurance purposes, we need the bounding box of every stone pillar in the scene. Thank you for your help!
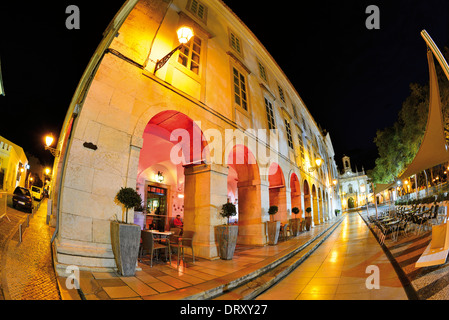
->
[184,163,228,260]
[236,179,268,246]
[269,186,288,223]
[312,194,319,226]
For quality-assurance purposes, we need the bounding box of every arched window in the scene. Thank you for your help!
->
[348,184,353,194]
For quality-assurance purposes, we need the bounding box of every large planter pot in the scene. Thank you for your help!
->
[267,221,281,245]
[289,218,300,236]
[110,221,141,276]
[216,225,238,260]
[305,217,312,231]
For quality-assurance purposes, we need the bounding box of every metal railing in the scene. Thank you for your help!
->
[0,192,10,222]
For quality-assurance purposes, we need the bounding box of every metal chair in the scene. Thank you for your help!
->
[279,223,290,241]
[139,231,171,267]
[171,230,195,267]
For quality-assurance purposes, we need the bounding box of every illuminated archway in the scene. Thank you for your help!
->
[312,184,319,225]
[290,173,302,218]
[304,180,311,211]
[318,187,323,224]
[268,163,287,222]
[226,145,265,245]
[138,110,209,232]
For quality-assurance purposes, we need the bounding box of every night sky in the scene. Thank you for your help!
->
[1,1,449,172]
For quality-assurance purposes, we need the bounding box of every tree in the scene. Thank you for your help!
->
[370,46,449,185]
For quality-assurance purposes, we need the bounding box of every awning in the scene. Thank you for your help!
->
[374,183,395,195]
[398,31,449,180]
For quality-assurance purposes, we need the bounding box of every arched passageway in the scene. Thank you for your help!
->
[138,110,209,230]
[318,187,323,224]
[290,173,302,218]
[312,184,319,225]
[268,163,287,223]
[226,145,265,245]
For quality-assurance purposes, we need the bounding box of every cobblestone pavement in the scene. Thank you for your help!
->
[1,198,61,300]
[0,194,28,300]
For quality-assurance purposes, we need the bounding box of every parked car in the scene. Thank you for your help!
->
[12,187,33,213]
[31,186,43,201]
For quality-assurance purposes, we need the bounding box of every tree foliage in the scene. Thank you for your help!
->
[370,47,449,184]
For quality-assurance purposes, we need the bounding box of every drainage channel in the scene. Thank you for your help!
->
[207,216,345,300]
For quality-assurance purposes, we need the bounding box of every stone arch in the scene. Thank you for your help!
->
[303,180,311,211]
[137,110,211,230]
[268,162,287,223]
[290,173,302,218]
[226,144,265,245]
[318,187,323,224]
[312,184,319,225]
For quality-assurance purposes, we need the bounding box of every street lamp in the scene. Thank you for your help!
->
[44,134,60,157]
[308,158,323,173]
[153,26,194,74]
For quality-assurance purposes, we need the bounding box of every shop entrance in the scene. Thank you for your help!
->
[146,185,167,231]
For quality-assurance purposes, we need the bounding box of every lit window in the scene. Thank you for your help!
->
[258,61,268,82]
[285,119,293,149]
[265,98,276,130]
[233,67,248,111]
[230,32,242,55]
[189,0,207,21]
[178,36,202,75]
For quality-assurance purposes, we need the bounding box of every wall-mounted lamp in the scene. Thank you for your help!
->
[44,134,60,157]
[308,158,323,173]
[154,26,194,74]
[156,171,164,183]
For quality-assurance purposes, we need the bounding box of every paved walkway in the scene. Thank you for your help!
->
[1,199,61,300]
[59,216,344,300]
[255,211,408,300]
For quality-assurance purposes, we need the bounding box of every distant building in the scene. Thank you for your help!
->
[0,136,29,192]
[339,155,371,210]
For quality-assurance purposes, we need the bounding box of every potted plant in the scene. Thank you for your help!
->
[216,202,238,260]
[267,205,280,245]
[289,207,301,236]
[111,187,143,276]
[305,207,312,231]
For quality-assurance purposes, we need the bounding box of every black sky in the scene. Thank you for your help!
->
[1,1,449,172]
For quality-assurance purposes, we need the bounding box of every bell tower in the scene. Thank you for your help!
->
[342,155,352,174]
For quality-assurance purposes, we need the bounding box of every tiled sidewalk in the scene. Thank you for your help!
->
[60,216,344,300]
[1,199,61,300]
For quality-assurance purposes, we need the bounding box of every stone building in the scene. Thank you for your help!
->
[50,0,342,271]
[338,155,371,210]
[0,136,29,192]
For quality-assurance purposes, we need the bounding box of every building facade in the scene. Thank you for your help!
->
[339,156,371,210]
[0,136,29,192]
[51,0,342,270]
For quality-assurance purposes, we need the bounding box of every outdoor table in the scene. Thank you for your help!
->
[147,230,174,242]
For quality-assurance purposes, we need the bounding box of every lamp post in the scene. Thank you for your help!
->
[153,26,194,74]
[44,134,60,157]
